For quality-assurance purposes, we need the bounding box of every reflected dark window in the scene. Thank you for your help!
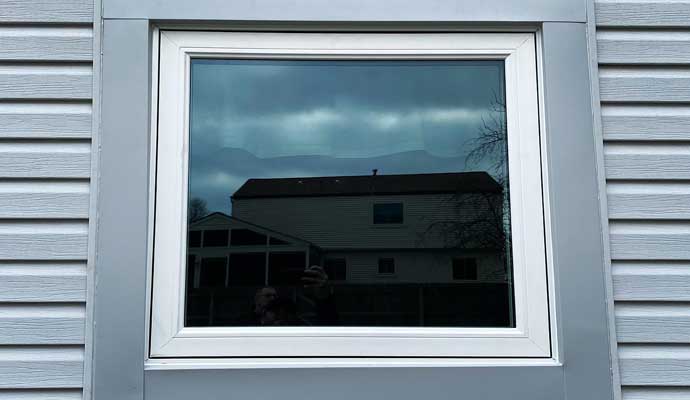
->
[378,258,395,275]
[453,258,478,280]
[202,229,228,247]
[188,230,201,248]
[373,203,403,224]
[228,253,266,286]
[324,258,347,281]
[186,254,196,289]
[268,252,306,286]
[199,257,227,288]
[185,58,513,328]
[231,229,267,245]
[269,237,290,245]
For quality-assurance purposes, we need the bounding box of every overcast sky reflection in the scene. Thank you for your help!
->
[188,59,506,213]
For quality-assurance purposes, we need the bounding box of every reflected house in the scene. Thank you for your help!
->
[187,171,513,327]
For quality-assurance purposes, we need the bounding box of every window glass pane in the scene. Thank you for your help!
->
[230,229,267,246]
[378,258,396,274]
[373,203,403,224]
[198,257,227,288]
[185,59,513,328]
[323,258,347,281]
[202,229,228,247]
[188,230,201,248]
[453,258,478,280]
[228,253,266,286]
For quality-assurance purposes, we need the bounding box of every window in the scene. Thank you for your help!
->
[227,253,265,287]
[188,230,201,247]
[198,257,227,288]
[453,258,478,280]
[323,258,347,281]
[202,229,228,247]
[378,258,395,275]
[230,229,267,246]
[151,31,550,358]
[373,203,403,224]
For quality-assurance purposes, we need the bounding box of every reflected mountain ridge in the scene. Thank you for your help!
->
[191,148,496,214]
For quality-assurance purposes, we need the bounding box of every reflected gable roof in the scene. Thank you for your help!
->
[189,212,317,248]
[232,171,501,199]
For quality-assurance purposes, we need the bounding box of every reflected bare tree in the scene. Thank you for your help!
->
[417,95,511,265]
[464,94,507,180]
[188,197,209,222]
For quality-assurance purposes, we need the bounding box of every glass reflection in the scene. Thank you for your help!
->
[185,59,513,328]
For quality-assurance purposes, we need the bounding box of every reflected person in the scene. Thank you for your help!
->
[235,265,338,326]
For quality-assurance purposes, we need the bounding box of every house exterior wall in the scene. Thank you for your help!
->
[0,0,95,398]
[593,1,690,398]
[3,0,688,397]
[232,193,502,250]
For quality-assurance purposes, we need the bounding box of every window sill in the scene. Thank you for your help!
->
[145,357,561,370]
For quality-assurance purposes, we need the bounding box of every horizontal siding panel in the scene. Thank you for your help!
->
[0,234,87,260]
[0,390,82,400]
[0,263,86,302]
[0,111,91,139]
[600,75,690,103]
[616,303,690,343]
[605,154,690,180]
[619,345,690,386]
[0,69,91,100]
[0,28,92,62]
[613,262,690,301]
[607,182,690,219]
[596,1,690,396]
[602,114,690,140]
[597,32,690,65]
[0,0,93,23]
[0,192,89,219]
[0,152,90,179]
[0,305,84,345]
[595,1,690,28]
[610,233,690,260]
[0,348,82,389]
[623,387,690,400]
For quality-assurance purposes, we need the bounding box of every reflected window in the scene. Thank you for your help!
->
[377,258,395,275]
[202,229,228,247]
[230,229,267,246]
[228,253,266,286]
[188,230,201,248]
[269,237,290,245]
[198,257,227,288]
[324,258,347,281]
[268,252,307,286]
[453,258,478,281]
[373,203,403,224]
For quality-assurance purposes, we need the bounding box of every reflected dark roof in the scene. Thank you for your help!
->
[232,172,502,199]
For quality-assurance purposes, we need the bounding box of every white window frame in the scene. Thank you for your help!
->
[149,30,552,359]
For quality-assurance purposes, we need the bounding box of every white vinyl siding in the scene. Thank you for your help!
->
[0,0,94,399]
[594,1,690,399]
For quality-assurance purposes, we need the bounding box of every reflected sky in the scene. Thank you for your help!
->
[189,59,506,213]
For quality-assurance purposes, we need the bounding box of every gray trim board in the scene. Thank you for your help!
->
[103,0,585,22]
[94,20,615,400]
[146,366,565,400]
[92,19,150,400]
[584,0,622,398]
[540,22,615,398]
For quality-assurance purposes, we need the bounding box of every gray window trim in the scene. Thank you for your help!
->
[93,10,615,400]
[103,0,585,23]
